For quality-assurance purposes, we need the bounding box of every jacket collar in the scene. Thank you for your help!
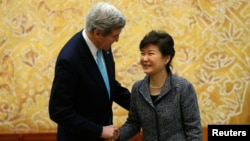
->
[138,71,173,107]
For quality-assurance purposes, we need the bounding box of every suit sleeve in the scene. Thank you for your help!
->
[106,49,131,110]
[181,82,202,141]
[113,80,131,110]
[119,81,141,141]
[49,59,102,138]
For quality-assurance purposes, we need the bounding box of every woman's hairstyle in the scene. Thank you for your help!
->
[139,30,175,70]
[85,2,126,36]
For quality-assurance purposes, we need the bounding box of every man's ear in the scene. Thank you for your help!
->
[93,29,102,37]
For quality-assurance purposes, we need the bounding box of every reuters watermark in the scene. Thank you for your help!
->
[208,124,249,141]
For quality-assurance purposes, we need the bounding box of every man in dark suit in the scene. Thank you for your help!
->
[48,2,130,141]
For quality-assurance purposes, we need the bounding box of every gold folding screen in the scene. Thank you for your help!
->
[0,0,249,130]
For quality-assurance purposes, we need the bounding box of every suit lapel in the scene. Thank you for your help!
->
[139,76,155,107]
[79,38,110,100]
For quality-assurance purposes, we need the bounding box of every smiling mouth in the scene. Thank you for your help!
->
[142,64,151,68]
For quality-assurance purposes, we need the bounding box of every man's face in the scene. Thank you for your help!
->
[95,28,123,51]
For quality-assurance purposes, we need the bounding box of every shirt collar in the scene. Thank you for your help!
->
[82,29,98,62]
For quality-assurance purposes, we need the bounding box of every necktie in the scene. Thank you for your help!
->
[97,50,110,98]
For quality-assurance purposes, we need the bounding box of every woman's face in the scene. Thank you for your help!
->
[140,44,169,75]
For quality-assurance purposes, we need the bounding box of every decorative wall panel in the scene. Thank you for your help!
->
[0,0,249,130]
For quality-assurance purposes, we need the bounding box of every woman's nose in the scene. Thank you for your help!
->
[141,55,148,61]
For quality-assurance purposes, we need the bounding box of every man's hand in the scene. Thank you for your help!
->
[101,125,116,139]
[102,125,120,141]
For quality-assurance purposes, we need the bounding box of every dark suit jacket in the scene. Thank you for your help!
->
[49,30,130,141]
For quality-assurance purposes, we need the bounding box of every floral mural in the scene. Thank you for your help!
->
[0,0,249,130]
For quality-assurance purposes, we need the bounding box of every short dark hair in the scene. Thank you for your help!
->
[139,30,175,70]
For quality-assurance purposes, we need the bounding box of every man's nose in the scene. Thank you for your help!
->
[114,36,119,42]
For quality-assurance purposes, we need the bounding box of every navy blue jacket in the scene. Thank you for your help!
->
[49,30,130,141]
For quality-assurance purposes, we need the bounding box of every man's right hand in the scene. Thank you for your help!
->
[101,125,117,139]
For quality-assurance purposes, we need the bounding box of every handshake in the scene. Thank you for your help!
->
[102,125,120,141]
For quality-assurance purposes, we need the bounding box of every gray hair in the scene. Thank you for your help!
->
[85,2,126,36]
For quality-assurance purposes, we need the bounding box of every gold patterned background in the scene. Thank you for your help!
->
[0,0,249,131]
